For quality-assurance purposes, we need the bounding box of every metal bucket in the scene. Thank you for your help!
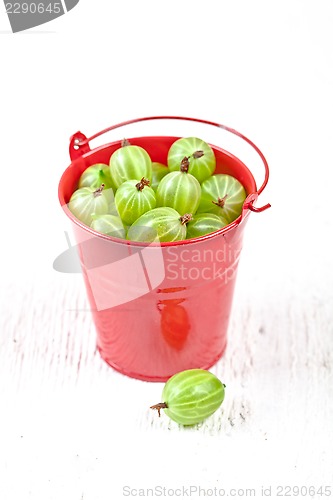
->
[58,116,270,381]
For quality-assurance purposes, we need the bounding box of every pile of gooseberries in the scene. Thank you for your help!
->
[68,137,247,242]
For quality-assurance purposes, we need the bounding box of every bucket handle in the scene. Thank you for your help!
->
[69,115,271,213]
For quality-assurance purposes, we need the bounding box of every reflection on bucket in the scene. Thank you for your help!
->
[158,294,190,351]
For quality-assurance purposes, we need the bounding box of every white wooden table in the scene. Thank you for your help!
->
[1,1,333,498]
[1,192,332,499]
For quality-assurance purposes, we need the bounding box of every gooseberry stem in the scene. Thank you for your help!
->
[212,194,228,208]
[180,156,190,173]
[180,213,193,225]
[180,150,204,172]
[192,150,204,159]
[136,177,150,191]
[150,402,168,417]
[121,138,131,147]
[93,184,105,197]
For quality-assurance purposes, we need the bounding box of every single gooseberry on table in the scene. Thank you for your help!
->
[150,369,225,425]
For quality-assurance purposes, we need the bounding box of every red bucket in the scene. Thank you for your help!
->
[58,116,270,381]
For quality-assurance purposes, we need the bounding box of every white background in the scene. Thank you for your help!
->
[1,1,333,499]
